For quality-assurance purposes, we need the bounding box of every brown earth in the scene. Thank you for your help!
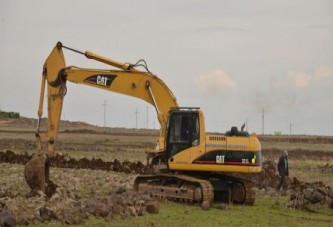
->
[1,117,333,225]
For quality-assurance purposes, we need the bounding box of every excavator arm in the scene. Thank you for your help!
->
[26,42,178,194]
[37,42,178,156]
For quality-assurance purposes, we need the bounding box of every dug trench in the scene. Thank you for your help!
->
[1,148,333,175]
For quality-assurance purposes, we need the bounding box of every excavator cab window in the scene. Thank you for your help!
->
[166,111,200,160]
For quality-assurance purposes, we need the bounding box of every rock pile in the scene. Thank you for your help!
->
[249,160,333,210]
[0,188,159,226]
[286,179,333,210]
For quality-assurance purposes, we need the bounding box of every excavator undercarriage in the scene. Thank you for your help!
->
[134,168,256,206]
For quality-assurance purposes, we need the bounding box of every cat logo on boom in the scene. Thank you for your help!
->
[84,74,116,88]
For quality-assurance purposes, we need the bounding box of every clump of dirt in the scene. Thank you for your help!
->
[24,154,59,198]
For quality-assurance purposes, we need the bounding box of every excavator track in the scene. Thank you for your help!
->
[221,174,256,205]
[243,180,256,205]
[134,174,214,207]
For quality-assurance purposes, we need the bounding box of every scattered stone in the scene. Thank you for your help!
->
[30,215,43,225]
[39,206,57,221]
[85,200,111,218]
[146,201,159,214]
[137,205,147,216]
[14,212,29,226]
[218,203,228,210]
[200,201,210,210]
[0,208,16,227]
[129,206,138,216]
[265,187,279,197]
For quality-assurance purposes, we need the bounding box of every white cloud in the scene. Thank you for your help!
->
[286,70,311,88]
[314,65,333,82]
[195,69,237,92]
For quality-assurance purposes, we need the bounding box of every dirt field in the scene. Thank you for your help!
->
[0,117,332,226]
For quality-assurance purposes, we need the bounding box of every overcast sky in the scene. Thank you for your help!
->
[1,0,333,135]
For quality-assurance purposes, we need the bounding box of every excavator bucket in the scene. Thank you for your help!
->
[24,154,58,197]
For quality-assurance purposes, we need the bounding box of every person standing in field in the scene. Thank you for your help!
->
[277,149,289,192]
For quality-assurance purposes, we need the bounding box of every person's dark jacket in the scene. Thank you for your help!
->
[277,155,289,176]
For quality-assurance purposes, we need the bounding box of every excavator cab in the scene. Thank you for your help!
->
[165,108,200,161]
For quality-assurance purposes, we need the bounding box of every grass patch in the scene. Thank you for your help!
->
[77,198,333,227]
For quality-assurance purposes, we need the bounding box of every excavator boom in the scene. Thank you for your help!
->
[25,42,178,194]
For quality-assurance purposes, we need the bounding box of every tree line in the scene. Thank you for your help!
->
[0,111,20,118]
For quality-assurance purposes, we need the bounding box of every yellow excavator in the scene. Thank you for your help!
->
[24,42,261,207]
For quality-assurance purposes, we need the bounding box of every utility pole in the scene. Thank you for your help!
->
[134,109,139,129]
[103,100,107,128]
[262,108,264,135]
[146,106,148,129]
[290,123,292,135]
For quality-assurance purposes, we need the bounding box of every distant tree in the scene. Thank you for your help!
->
[0,111,20,118]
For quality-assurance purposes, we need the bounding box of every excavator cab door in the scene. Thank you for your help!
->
[165,110,200,161]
